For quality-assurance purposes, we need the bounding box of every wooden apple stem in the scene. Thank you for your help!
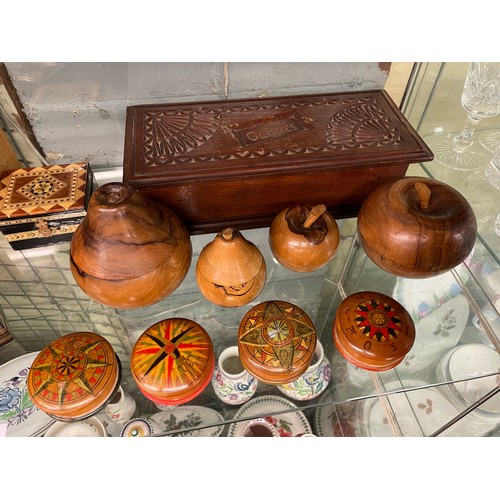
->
[415,182,431,211]
[303,204,326,228]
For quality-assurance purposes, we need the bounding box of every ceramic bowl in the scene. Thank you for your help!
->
[436,344,500,421]
[44,416,107,437]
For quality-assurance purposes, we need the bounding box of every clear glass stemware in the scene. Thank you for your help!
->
[428,62,500,171]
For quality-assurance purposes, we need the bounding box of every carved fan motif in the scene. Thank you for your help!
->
[326,100,402,148]
[144,110,221,162]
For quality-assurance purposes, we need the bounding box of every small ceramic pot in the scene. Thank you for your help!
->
[241,418,278,437]
[277,341,331,401]
[211,346,258,405]
[104,386,137,424]
[120,417,161,437]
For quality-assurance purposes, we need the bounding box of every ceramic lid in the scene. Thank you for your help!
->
[130,318,214,406]
[333,291,415,371]
[238,300,317,384]
[27,332,121,421]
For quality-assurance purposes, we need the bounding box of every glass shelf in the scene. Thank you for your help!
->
[1,62,500,438]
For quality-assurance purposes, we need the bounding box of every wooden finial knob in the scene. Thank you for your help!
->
[415,182,431,211]
[303,204,327,228]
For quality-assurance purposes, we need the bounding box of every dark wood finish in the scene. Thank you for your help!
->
[123,90,433,234]
[333,291,415,371]
[70,182,192,309]
[357,176,477,278]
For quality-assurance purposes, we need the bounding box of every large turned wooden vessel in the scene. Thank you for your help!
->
[357,177,477,278]
[69,182,192,309]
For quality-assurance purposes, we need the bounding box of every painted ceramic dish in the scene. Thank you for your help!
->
[396,295,469,378]
[0,352,54,437]
[314,390,359,437]
[228,395,312,437]
[436,344,500,420]
[149,405,225,437]
[362,379,497,437]
[44,416,107,437]
[120,417,158,437]
[130,318,214,406]
[238,300,317,385]
[333,291,415,371]
[27,332,121,421]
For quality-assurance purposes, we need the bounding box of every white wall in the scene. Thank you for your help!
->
[5,62,390,170]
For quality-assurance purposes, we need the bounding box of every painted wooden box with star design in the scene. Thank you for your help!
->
[0,162,93,250]
[123,90,433,234]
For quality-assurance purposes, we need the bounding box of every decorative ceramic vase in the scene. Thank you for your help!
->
[104,386,136,424]
[27,332,122,421]
[196,228,267,308]
[277,341,331,401]
[238,300,317,385]
[211,345,258,405]
[70,182,192,309]
[357,177,477,278]
[269,204,340,272]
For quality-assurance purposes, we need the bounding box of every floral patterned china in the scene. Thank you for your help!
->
[0,352,54,437]
[228,395,312,437]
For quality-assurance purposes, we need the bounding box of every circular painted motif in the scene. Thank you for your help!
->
[130,318,214,406]
[27,332,120,421]
[238,300,317,384]
[333,292,415,372]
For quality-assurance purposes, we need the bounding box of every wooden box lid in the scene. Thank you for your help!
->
[123,90,433,233]
[332,291,415,371]
[238,300,317,385]
[27,332,121,421]
[130,318,214,406]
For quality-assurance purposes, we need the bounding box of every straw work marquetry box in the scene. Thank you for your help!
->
[0,162,93,250]
[123,90,433,234]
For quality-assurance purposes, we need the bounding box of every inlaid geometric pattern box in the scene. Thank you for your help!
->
[0,162,93,250]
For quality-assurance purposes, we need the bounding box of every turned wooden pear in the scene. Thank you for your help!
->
[196,228,266,307]
[70,182,192,309]
[268,204,340,272]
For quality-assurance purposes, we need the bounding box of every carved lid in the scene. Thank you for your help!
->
[238,300,317,385]
[333,291,415,371]
[27,332,121,421]
[130,318,214,406]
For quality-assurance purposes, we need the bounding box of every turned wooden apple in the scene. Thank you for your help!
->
[268,204,340,272]
[357,176,477,278]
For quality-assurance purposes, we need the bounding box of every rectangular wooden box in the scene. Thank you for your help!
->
[0,162,93,250]
[123,90,433,234]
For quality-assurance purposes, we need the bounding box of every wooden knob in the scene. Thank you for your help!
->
[303,204,326,228]
[414,182,431,211]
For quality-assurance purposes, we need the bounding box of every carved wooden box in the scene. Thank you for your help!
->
[0,162,93,250]
[123,90,433,234]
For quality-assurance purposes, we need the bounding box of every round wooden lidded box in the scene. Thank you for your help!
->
[27,332,121,421]
[332,291,415,371]
[130,318,214,406]
[238,300,317,385]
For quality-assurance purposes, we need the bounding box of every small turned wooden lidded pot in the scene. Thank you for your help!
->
[70,182,192,309]
[238,300,317,384]
[357,177,477,279]
[269,204,340,272]
[130,318,214,406]
[332,291,415,371]
[196,228,266,307]
[27,332,121,421]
